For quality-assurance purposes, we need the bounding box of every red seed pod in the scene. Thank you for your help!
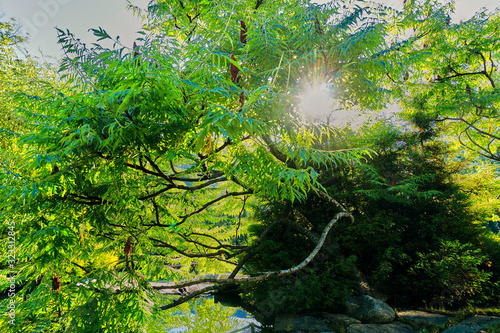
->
[51,165,59,175]
[230,54,240,83]
[404,72,409,81]
[239,91,245,107]
[466,84,472,94]
[52,274,61,291]
[240,20,247,44]
[124,237,132,256]
[314,14,324,35]
[133,42,140,66]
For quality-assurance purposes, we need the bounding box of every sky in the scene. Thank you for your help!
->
[0,0,497,59]
[0,0,149,59]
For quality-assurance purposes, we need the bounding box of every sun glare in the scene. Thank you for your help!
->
[299,83,403,128]
[299,83,353,127]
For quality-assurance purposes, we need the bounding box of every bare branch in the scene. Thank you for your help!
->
[180,232,247,250]
[125,162,171,182]
[315,188,349,213]
[66,193,105,206]
[178,190,252,224]
[153,200,161,225]
[138,185,173,201]
[138,177,228,201]
[71,261,90,273]
[149,236,231,258]
[235,196,248,245]
[436,70,488,82]
[159,285,215,310]
[144,155,173,183]
[478,51,496,88]
[153,211,353,292]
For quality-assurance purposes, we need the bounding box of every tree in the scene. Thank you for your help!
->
[0,18,27,146]
[382,0,500,161]
[4,0,497,331]
[0,0,402,331]
[0,17,66,332]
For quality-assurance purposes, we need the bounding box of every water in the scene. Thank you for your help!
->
[159,295,266,333]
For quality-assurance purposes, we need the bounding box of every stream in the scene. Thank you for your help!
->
[159,294,268,333]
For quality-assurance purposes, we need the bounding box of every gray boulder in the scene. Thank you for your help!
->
[398,310,450,330]
[344,295,395,324]
[441,315,500,333]
[274,314,332,332]
[347,322,416,333]
[321,313,361,331]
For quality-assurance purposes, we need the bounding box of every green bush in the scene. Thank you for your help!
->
[409,240,492,308]
[242,122,500,312]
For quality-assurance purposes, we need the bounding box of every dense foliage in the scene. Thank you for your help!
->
[0,0,499,332]
[383,2,500,162]
[0,0,389,331]
[334,123,500,308]
[242,121,500,315]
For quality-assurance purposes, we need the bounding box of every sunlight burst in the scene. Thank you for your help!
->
[299,83,352,127]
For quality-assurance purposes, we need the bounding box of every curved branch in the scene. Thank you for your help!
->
[478,51,496,88]
[315,188,349,213]
[159,285,215,310]
[457,127,495,160]
[179,233,246,251]
[153,211,353,292]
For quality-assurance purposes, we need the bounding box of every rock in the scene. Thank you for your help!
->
[347,322,416,333]
[321,313,361,331]
[398,310,450,330]
[344,295,395,324]
[441,315,500,333]
[274,314,332,332]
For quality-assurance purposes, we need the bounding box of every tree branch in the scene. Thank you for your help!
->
[149,237,231,258]
[435,70,488,82]
[153,211,353,292]
[159,285,215,310]
[179,232,247,251]
[138,177,228,201]
[177,190,252,225]
[438,117,500,141]
[478,51,496,88]
[262,134,297,168]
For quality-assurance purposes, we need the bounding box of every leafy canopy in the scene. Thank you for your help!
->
[1,0,499,331]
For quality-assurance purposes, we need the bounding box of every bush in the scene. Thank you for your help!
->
[409,240,493,308]
[242,122,500,312]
